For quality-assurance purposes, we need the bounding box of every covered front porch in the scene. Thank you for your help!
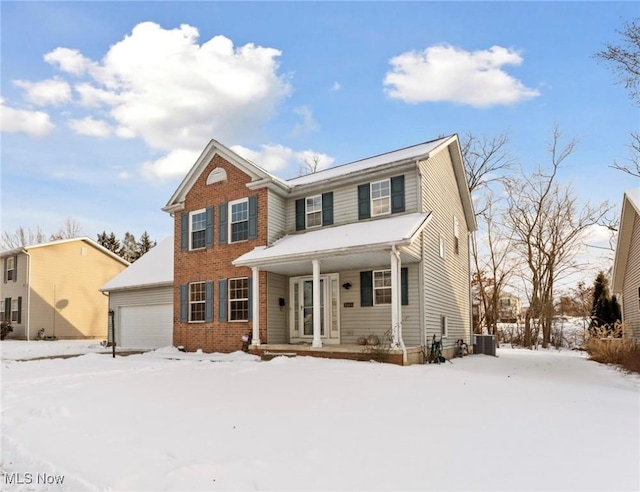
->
[233,213,431,365]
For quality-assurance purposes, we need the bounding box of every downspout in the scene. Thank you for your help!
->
[25,250,31,341]
[392,245,407,364]
[468,231,474,348]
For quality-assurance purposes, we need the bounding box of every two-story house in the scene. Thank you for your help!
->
[1,237,128,340]
[162,135,476,364]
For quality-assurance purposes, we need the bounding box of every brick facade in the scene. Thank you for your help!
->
[173,154,268,353]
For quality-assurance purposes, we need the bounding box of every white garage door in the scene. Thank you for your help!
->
[119,304,173,349]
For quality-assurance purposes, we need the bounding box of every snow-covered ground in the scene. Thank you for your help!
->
[1,343,638,491]
[0,340,127,361]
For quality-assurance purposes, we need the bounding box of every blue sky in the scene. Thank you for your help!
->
[1,1,638,274]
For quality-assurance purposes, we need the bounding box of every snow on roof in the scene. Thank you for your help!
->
[234,212,430,266]
[624,187,640,213]
[101,236,173,291]
[286,137,451,187]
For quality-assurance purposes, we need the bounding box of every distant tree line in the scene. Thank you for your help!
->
[96,231,156,263]
[1,218,83,250]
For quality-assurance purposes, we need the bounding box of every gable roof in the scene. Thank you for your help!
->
[101,236,173,291]
[0,236,129,266]
[612,188,640,293]
[162,134,476,231]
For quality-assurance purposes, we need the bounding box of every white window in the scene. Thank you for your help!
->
[189,282,206,322]
[6,257,15,281]
[439,235,445,258]
[453,217,460,255]
[229,277,249,321]
[190,209,206,250]
[441,315,448,338]
[11,298,18,323]
[371,179,391,216]
[373,270,392,305]
[306,195,322,228]
[229,198,249,243]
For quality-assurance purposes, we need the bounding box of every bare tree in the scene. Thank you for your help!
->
[299,154,322,176]
[1,226,46,249]
[460,132,515,197]
[505,127,613,348]
[595,18,640,178]
[49,217,83,241]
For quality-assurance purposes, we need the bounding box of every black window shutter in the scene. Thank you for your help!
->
[401,267,409,306]
[360,271,373,307]
[205,281,214,322]
[179,285,188,322]
[4,298,10,322]
[248,195,258,239]
[247,276,253,321]
[358,184,371,220]
[3,258,7,283]
[295,198,305,231]
[180,213,189,251]
[17,296,22,324]
[322,192,334,226]
[12,255,17,282]
[391,175,405,213]
[218,279,227,321]
[219,203,228,244]
[205,207,214,248]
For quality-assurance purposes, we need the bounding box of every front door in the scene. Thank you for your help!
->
[290,273,340,343]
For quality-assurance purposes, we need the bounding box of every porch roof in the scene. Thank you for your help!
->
[233,212,431,275]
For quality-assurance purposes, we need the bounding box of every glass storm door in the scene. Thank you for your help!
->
[290,274,340,342]
[302,279,325,336]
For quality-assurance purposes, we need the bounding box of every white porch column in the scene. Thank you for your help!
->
[312,259,322,348]
[252,267,261,346]
[390,249,401,348]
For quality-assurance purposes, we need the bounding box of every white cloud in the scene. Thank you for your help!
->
[384,44,540,107]
[0,99,54,137]
[14,78,72,106]
[331,82,342,91]
[292,106,318,136]
[232,144,334,177]
[68,117,112,137]
[44,47,94,75]
[141,148,201,181]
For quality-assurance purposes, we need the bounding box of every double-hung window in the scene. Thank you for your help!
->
[229,278,249,321]
[5,257,15,281]
[373,269,392,305]
[230,199,249,242]
[371,179,391,216]
[306,195,322,228]
[453,216,460,255]
[441,315,448,338]
[11,299,19,323]
[190,209,206,250]
[189,282,206,322]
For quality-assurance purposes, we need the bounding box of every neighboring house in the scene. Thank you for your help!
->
[0,237,128,340]
[612,188,640,340]
[498,293,521,323]
[162,135,476,364]
[100,236,174,349]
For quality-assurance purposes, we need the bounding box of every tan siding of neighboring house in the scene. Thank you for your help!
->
[28,242,127,339]
[0,252,29,338]
[284,171,420,233]
[266,272,288,343]
[622,214,640,339]
[267,190,286,245]
[419,145,471,350]
[338,263,421,346]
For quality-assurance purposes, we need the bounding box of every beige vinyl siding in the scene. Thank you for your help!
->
[285,171,420,232]
[0,252,29,338]
[267,272,288,343]
[267,190,286,245]
[338,263,421,346]
[108,286,173,309]
[419,146,471,349]
[28,242,127,339]
[622,213,640,339]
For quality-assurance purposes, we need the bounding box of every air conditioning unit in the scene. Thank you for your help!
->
[474,334,496,356]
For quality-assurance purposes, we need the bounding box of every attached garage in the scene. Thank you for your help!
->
[119,304,173,349]
[101,237,174,350]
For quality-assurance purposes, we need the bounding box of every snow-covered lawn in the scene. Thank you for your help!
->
[0,340,125,361]
[1,345,638,491]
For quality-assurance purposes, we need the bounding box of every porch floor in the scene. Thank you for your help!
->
[249,343,424,365]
